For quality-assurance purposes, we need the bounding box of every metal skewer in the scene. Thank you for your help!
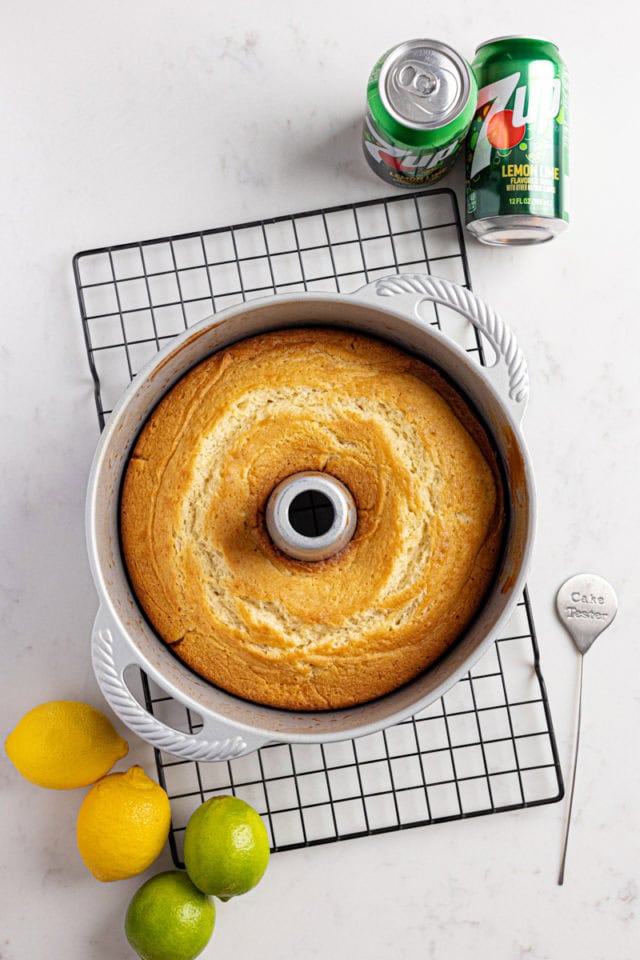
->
[555,573,617,886]
[557,652,584,886]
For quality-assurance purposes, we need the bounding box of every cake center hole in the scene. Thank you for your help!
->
[288,489,335,538]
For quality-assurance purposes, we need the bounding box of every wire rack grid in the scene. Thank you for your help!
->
[73,187,563,865]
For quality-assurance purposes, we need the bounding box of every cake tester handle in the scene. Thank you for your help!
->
[555,573,618,885]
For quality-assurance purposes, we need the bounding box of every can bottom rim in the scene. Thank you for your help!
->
[466,215,568,246]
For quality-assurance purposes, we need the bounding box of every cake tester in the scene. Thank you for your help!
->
[555,573,618,885]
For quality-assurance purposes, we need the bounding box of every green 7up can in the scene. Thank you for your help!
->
[466,36,569,244]
[363,39,477,187]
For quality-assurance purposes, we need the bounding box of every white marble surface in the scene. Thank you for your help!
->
[1,1,639,957]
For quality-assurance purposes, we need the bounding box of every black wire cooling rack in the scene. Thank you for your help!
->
[73,188,564,865]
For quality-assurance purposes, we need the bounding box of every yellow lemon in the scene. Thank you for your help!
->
[77,766,171,882]
[4,700,128,789]
[183,796,270,899]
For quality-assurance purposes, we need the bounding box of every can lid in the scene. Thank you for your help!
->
[379,39,472,131]
[475,35,559,52]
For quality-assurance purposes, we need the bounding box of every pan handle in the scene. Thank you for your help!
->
[358,273,529,420]
[92,609,269,762]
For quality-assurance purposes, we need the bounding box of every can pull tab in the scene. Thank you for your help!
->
[396,63,438,97]
[391,62,457,114]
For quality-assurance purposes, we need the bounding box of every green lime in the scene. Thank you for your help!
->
[183,796,270,899]
[125,870,215,960]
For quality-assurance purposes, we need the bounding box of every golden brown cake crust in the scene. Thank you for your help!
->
[120,328,504,710]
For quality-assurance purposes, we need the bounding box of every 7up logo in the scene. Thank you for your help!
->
[470,67,561,178]
[364,116,464,173]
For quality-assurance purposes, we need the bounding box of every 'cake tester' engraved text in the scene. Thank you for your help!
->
[565,592,609,621]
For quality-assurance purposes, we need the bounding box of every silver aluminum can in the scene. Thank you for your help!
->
[363,39,477,187]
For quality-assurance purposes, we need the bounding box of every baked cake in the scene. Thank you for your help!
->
[120,328,504,710]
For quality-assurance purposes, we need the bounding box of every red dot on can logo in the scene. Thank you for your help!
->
[379,150,413,172]
[487,110,525,150]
